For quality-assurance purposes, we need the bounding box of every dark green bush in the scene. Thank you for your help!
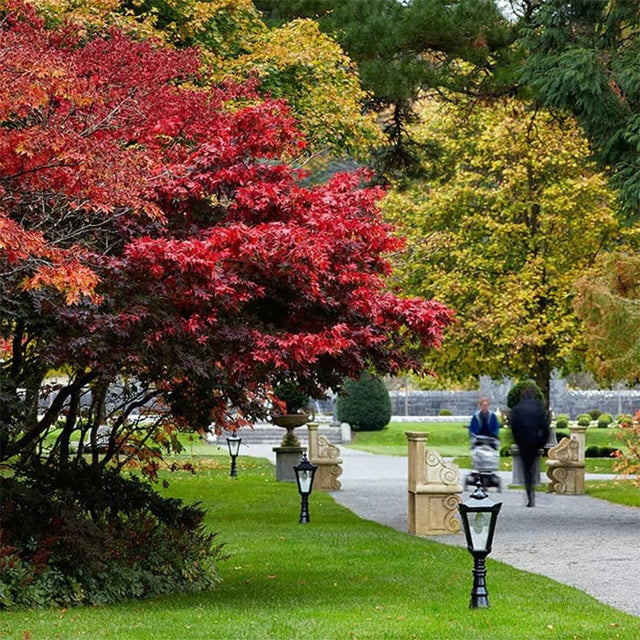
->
[336,372,391,431]
[555,430,570,442]
[587,409,602,420]
[599,446,622,458]
[0,462,223,608]
[597,413,613,428]
[585,445,622,458]
[499,445,511,457]
[577,414,592,427]
[554,414,569,430]
[439,408,452,416]
[506,380,544,408]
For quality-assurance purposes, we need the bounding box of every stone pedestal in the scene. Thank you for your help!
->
[273,446,306,482]
[307,424,342,491]
[406,431,462,536]
[509,444,542,486]
[546,426,586,495]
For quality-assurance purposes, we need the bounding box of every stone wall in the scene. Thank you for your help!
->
[321,374,640,419]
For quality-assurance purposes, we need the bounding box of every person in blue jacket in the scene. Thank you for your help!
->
[469,397,500,442]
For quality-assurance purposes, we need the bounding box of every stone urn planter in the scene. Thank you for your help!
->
[270,413,310,482]
[270,413,310,447]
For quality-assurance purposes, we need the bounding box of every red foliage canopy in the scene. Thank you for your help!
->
[0,1,451,446]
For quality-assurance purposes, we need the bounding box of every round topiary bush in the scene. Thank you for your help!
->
[554,414,569,430]
[577,414,592,427]
[555,430,570,442]
[599,446,622,458]
[587,409,602,420]
[336,372,391,431]
[597,413,613,428]
[439,408,453,416]
[506,380,544,408]
[585,445,601,458]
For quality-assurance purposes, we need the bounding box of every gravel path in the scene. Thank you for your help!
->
[243,443,640,617]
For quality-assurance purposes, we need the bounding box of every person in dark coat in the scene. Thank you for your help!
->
[509,388,550,507]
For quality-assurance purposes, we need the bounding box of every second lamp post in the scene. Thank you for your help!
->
[293,452,317,523]
[226,433,242,477]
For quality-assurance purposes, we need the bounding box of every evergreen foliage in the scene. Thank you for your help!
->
[255,0,513,179]
[521,0,640,216]
[336,372,391,431]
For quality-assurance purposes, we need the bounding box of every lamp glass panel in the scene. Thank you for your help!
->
[298,469,312,493]
[469,510,490,552]
[227,437,241,457]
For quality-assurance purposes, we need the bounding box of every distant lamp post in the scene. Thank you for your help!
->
[293,452,317,523]
[226,433,242,477]
[458,480,502,608]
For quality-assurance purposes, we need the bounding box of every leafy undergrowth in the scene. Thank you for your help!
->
[2,458,639,639]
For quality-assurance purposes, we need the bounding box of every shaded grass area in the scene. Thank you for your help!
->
[2,458,639,639]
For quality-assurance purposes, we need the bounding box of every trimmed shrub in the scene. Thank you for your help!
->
[554,414,569,430]
[0,462,223,608]
[500,445,511,457]
[555,430,570,442]
[577,414,592,427]
[587,409,602,420]
[617,414,634,427]
[439,408,453,416]
[506,380,544,408]
[336,372,391,431]
[597,413,613,428]
[585,445,622,458]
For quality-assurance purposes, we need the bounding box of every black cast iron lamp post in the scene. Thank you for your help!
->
[457,479,502,608]
[226,433,242,477]
[293,452,317,524]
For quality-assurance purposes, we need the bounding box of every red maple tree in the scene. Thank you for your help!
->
[0,1,451,474]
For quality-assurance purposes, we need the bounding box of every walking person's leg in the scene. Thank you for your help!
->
[521,452,535,507]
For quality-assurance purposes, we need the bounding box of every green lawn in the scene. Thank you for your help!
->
[2,458,639,639]
[586,480,640,508]
[349,422,625,472]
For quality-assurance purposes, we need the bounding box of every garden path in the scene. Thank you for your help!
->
[243,443,640,618]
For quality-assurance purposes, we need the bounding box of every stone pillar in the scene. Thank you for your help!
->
[273,446,306,482]
[406,431,462,536]
[568,424,587,461]
[307,423,342,491]
[546,431,585,495]
[509,444,542,486]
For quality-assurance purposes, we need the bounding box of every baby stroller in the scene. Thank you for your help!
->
[464,435,502,492]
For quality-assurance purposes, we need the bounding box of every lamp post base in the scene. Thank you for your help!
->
[470,556,489,608]
[230,456,238,477]
[299,495,310,524]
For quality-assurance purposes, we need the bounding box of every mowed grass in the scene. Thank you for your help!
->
[2,458,639,640]
[348,421,470,456]
[586,480,640,508]
[349,422,626,470]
